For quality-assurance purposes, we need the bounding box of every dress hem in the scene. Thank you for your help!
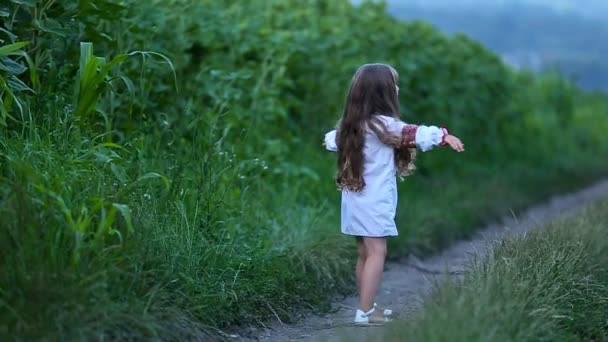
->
[341,232,399,237]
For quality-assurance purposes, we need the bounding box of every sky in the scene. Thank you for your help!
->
[361,0,608,19]
[352,0,608,19]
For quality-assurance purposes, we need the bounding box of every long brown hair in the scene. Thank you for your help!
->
[336,63,415,192]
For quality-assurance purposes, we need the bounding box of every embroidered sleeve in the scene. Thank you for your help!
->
[439,127,449,146]
[401,125,419,148]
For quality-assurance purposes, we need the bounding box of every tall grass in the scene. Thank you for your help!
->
[383,199,608,341]
[1,0,608,340]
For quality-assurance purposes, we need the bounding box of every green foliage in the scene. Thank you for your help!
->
[1,0,608,340]
[0,41,33,125]
[384,199,608,341]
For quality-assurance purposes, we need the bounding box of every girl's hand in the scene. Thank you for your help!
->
[444,135,465,152]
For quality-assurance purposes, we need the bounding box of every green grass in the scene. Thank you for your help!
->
[383,199,608,341]
[0,127,353,340]
[1,0,608,340]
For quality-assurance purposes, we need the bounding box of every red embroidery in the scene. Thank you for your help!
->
[402,125,418,147]
[440,126,449,146]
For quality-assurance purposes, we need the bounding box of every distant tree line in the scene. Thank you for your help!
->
[390,2,608,91]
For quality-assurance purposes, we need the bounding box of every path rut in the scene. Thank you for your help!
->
[236,179,608,342]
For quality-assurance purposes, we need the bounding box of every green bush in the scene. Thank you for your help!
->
[384,199,608,341]
[1,0,608,339]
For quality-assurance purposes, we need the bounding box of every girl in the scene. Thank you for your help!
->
[323,63,464,325]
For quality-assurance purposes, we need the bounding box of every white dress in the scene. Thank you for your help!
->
[324,115,446,237]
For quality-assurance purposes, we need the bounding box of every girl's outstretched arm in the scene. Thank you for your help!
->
[401,124,464,152]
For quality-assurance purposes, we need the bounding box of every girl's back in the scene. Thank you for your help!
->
[322,63,464,325]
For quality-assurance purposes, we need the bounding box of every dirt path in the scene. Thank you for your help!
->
[236,179,608,342]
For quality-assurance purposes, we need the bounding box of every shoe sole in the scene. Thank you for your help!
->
[352,318,393,327]
[351,322,385,327]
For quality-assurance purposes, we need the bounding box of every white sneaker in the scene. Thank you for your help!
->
[353,307,391,325]
[374,302,396,317]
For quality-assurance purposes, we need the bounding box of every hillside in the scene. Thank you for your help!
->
[382,0,608,91]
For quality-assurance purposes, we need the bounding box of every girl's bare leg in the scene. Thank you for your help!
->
[356,237,367,296]
[358,237,387,311]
